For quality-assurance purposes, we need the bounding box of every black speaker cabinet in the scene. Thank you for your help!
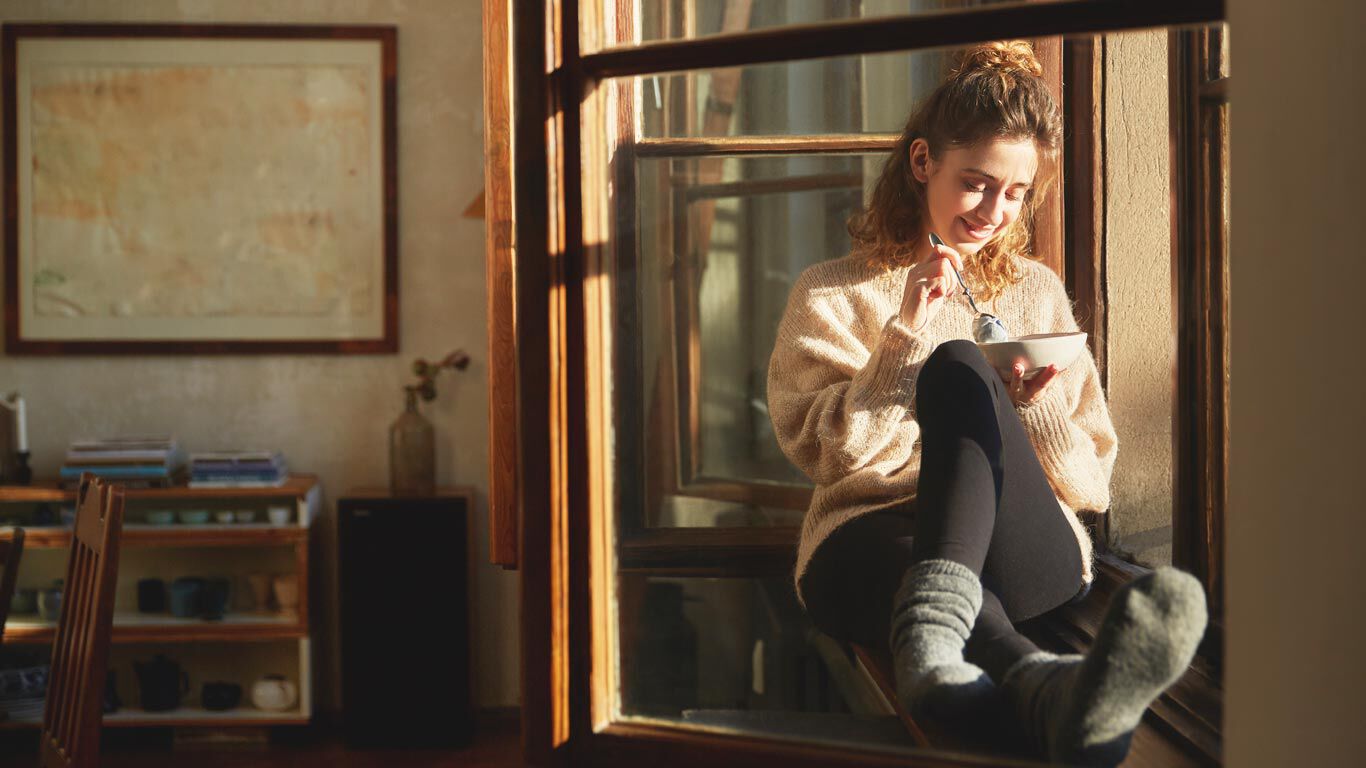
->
[338,489,472,747]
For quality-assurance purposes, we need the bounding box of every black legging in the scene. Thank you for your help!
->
[800,340,1091,683]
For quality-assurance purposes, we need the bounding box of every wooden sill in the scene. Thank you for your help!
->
[851,554,1223,766]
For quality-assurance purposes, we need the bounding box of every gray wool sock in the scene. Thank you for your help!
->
[889,558,995,720]
[999,566,1208,767]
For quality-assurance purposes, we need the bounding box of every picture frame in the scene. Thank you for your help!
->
[2,23,398,354]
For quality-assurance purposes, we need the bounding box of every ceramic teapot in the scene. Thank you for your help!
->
[251,674,298,712]
[134,655,188,712]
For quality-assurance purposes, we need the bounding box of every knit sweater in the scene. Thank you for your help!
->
[766,252,1119,607]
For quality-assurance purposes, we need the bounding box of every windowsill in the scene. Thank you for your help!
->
[850,552,1223,765]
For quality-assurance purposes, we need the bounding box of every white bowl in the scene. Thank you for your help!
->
[977,331,1088,380]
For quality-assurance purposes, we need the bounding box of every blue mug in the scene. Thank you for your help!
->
[169,578,205,619]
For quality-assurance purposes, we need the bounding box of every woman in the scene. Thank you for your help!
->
[766,41,1206,767]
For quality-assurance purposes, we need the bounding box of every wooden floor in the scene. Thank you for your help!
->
[0,715,523,767]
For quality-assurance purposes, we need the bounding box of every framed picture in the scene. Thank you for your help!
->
[2,23,397,354]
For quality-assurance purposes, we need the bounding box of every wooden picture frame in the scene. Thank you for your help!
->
[2,23,398,354]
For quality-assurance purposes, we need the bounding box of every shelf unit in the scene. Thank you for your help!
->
[0,474,320,729]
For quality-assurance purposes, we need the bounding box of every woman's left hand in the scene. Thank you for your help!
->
[1003,362,1060,407]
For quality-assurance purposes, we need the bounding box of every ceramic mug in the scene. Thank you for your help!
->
[271,574,300,613]
[245,572,273,612]
[266,506,292,526]
[10,588,38,615]
[201,578,232,620]
[38,588,62,621]
[169,578,205,618]
[137,578,167,614]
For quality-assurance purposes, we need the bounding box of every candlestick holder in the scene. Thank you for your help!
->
[13,451,32,486]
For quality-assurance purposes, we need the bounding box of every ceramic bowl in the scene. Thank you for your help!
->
[234,510,256,524]
[178,509,210,525]
[146,510,175,526]
[214,510,236,524]
[977,331,1088,380]
[266,506,291,526]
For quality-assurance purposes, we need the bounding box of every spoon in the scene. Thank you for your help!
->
[929,232,1009,343]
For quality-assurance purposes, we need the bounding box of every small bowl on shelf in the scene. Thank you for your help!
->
[145,510,175,526]
[234,509,257,524]
[213,510,236,525]
[178,509,210,525]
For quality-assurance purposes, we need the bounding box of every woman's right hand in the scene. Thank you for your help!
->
[899,243,965,332]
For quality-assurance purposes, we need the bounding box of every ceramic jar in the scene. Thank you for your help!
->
[250,674,298,712]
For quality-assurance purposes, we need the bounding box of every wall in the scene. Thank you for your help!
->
[0,0,518,710]
[1101,30,1175,565]
[1226,0,1366,763]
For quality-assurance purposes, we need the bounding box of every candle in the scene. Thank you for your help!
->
[14,396,26,453]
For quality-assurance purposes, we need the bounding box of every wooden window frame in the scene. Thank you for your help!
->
[484,1,1229,765]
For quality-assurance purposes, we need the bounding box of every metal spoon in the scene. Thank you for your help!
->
[928,232,1009,343]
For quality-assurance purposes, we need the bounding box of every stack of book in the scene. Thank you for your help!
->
[188,451,288,488]
[59,437,186,487]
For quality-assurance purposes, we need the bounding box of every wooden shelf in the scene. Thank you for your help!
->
[0,705,309,729]
[4,611,303,644]
[0,474,318,503]
[19,524,308,549]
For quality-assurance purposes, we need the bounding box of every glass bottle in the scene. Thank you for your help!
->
[389,388,435,495]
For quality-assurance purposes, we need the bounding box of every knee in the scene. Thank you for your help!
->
[920,339,994,386]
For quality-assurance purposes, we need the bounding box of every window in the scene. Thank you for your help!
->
[485,1,1230,765]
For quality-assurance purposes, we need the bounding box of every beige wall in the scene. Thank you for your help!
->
[0,0,518,710]
[1227,0,1366,763]
[1102,30,1176,565]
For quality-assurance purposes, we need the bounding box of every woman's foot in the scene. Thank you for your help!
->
[999,567,1208,767]
[889,559,997,720]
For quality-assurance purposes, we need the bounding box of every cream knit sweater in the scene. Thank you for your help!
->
[766,252,1119,606]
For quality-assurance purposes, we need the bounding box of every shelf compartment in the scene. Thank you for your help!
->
[3,611,304,644]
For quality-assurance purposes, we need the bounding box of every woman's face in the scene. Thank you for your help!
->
[910,137,1038,257]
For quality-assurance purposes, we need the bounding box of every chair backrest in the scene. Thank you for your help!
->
[41,475,124,768]
[0,526,24,644]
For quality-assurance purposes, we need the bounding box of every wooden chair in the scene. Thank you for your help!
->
[40,475,124,768]
[0,526,25,646]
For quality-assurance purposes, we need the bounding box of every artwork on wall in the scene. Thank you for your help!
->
[2,23,398,354]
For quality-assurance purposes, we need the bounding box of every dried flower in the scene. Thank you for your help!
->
[406,349,471,401]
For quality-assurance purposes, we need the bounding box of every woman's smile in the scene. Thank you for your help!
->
[958,216,996,241]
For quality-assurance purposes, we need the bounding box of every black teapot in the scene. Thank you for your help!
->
[134,654,188,712]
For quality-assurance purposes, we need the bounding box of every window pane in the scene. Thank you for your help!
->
[636,47,963,138]
[616,574,916,754]
[622,0,1024,48]
[628,154,876,528]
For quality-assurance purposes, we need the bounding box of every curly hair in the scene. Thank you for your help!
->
[847,40,1062,303]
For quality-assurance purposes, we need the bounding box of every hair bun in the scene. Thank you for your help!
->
[956,40,1043,79]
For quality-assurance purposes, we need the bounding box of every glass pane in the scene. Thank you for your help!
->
[623,0,1024,48]
[628,154,881,528]
[616,574,915,753]
[636,47,966,138]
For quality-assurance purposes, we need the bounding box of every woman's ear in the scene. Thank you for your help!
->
[909,138,933,184]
